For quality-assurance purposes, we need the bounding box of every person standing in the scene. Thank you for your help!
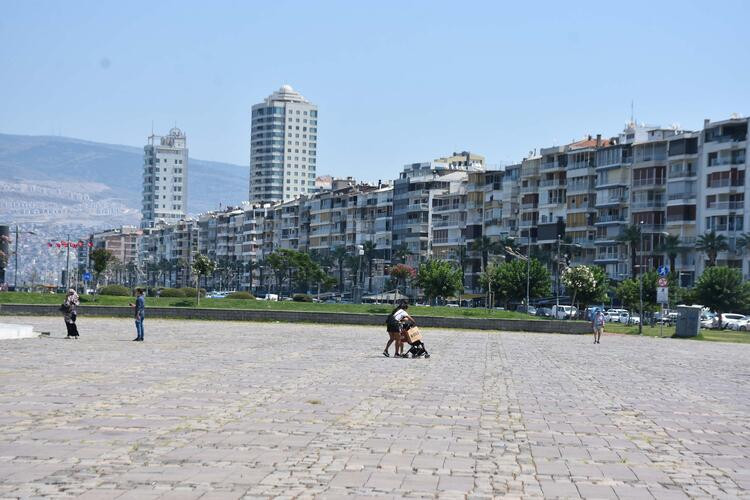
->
[592,308,605,344]
[129,288,145,341]
[62,289,80,339]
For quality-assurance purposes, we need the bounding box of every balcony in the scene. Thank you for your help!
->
[567,183,596,194]
[638,224,666,232]
[433,237,465,246]
[632,178,666,187]
[596,215,626,224]
[519,220,536,227]
[433,219,464,228]
[568,161,595,171]
[707,157,746,168]
[541,162,563,171]
[520,184,539,193]
[631,200,666,210]
[521,202,538,210]
[707,179,745,189]
[595,195,627,207]
[668,169,697,179]
[667,192,696,201]
[540,179,566,187]
[706,201,745,210]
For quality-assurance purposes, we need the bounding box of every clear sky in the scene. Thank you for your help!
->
[1,0,749,180]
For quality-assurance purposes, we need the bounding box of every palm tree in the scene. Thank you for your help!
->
[736,233,750,256]
[616,225,642,278]
[392,243,411,264]
[657,234,681,273]
[696,230,729,267]
[362,241,377,292]
[471,236,500,272]
[331,246,348,294]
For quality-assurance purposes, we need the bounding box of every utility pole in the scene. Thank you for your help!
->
[526,233,531,309]
[639,221,644,335]
[556,234,561,309]
[14,225,19,289]
[65,233,71,290]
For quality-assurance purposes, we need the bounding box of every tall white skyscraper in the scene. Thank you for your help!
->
[249,85,318,203]
[141,127,188,228]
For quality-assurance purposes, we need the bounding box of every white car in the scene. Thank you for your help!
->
[606,309,628,323]
[728,319,749,331]
[552,305,577,319]
[628,315,641,325]
[721,313,746,329]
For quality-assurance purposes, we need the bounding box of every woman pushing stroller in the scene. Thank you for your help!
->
[384,301,430,358]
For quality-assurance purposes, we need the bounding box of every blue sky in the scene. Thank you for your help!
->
[1,0,748,180]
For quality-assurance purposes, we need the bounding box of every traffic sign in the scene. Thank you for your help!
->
[83,272,92,282]
[657,277,668,287]
[657,266,669,277]
[657,286,669,304]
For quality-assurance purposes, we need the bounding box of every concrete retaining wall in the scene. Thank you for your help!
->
[0,303,591,334]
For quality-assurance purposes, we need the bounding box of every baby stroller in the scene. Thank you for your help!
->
[402,324,430,358]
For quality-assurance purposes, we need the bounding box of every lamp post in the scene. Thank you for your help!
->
[526,233,531,310]
[638,220,644,336]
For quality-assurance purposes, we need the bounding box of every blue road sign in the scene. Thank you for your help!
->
[657,266,669,277]
[83,272,92,282]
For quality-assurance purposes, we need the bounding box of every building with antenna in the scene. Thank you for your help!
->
[141,127,188,228]
[249,85,318,204]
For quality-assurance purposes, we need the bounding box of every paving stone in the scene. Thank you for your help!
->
[0,316,747,498]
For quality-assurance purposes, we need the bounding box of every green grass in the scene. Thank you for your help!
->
[605,322,750,344]
[0,292,533,320]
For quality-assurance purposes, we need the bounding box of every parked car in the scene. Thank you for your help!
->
[606,308,628,323]
[552,305,577,319]
[206,291,231,299]
[628,315,641,325]
[728,318,749,331]
[721,313,747,330]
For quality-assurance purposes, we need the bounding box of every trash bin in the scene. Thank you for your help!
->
[675,305,701,338]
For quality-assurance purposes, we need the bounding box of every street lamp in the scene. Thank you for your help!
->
[638,220,644,335]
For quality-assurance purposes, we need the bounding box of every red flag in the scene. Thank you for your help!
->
[88,242,93,247]
[56,243,61,248]
[47,242,52,247]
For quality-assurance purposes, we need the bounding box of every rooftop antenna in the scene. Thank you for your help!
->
[151,120,154,136]
[630,100,635,126]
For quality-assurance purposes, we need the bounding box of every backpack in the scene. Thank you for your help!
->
[386,313,401,331]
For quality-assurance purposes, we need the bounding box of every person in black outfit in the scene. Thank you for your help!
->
[62,289,80,339]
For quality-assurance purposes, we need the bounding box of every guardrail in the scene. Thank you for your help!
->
[0,304,591,334]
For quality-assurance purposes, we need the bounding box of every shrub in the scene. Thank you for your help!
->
[293,293,313,302]
[181,287,206,298]
[158,288,185,297]
[98,284,130,296]
[226,291,255,300]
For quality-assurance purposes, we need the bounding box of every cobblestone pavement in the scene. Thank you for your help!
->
[1,317,749,499]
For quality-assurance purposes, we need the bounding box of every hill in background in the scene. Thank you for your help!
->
[0,133,249,225]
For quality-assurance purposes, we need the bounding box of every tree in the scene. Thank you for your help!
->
[415,259,463,304]
[191,253,216,304]
[362,240,377,292]
[696,230,729,267]
[615,270,677,315]
[561,265,608,309]
[90,248,114,292]
[392,243,411,264]
[480,258,551,308]
[657,234,681,273]
[331,246,348,294]
[736,233,750,256]
[266,250,292,295]
[694,266,750,319]
[471,236,500,272]
[616,225,641,278]
[389,263,415,297]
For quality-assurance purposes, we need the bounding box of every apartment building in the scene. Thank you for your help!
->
[91,226,142,265]
[698,116,749,276]
[141,128,188,228]
[249,85,318,203]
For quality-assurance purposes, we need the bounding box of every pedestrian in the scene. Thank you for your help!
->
[383,301,415,358]
[592,307,605,344]
[62,288,80,339]
[129,288,145,342]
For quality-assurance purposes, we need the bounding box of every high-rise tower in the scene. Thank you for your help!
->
[249,85,318,203]
[141,127,188,228]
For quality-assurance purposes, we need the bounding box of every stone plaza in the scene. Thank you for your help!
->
[0,317,749,499]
